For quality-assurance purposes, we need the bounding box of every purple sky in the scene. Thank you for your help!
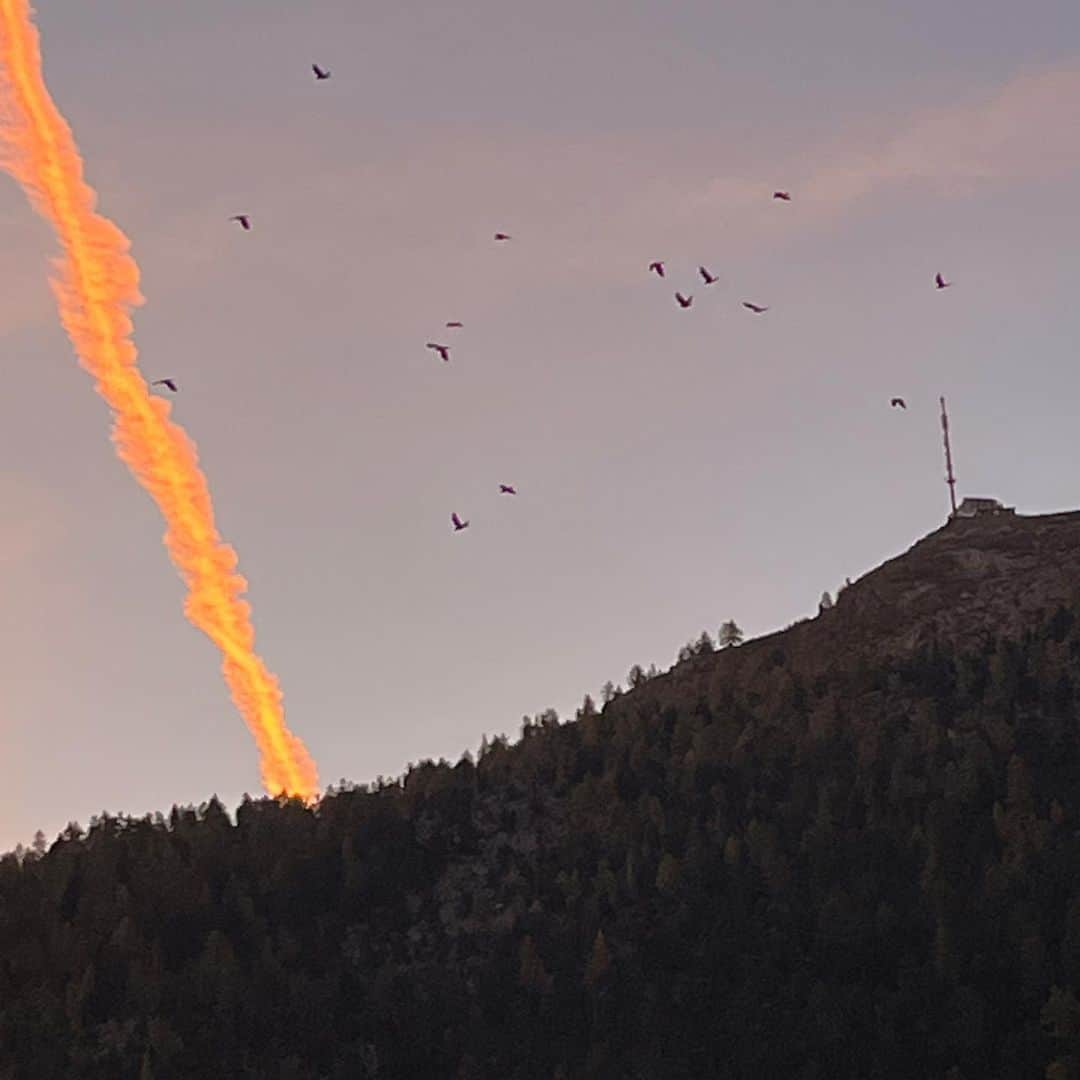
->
[2,0,1079,850]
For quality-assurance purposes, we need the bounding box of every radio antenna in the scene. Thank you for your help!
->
[940,396,958,516]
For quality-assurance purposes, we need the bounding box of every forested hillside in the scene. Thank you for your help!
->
[4,514,1080,1079]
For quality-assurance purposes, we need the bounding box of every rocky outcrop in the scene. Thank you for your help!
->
[627,510,1080,715]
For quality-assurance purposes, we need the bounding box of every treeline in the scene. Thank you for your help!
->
[600,618,744,704]
[3,607,1080,1077]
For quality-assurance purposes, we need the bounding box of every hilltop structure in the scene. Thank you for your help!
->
[952,496,1015,519]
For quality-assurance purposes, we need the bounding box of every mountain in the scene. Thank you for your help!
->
[4,510,1080,1079]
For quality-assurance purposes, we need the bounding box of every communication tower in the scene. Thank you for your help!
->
[940,396,958,516]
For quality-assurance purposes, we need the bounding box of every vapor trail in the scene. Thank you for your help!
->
[0,0,319,799]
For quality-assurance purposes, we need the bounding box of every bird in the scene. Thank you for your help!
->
[891,398,907,409]
[499,484,517,495]
[773,191,792,201]
[742,302,768,313]
[312,64,331,80]
[151,378,178,393]
[699,266,718,285]
[494,232,512,241]
[230,215,251,231]
[451,512,469,532]
[648,261,665,278]
[675,292,693,309]
[935,272,951,289]
[426,343,450,362]
[445,321,464,328]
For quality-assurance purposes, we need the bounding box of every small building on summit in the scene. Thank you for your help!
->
[952,497,1015,519]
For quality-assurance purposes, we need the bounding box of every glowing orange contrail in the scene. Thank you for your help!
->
[0,0,319,799]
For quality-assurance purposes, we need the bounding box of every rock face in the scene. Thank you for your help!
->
[831,510,1080,663]
[642,510,1080,709]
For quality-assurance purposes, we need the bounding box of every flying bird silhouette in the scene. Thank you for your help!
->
[699,266,718,285]
[445,321,464,328]
[890,398,907,409]
[494,232,512,241]
[742,302,768,313]
[230,215,251,231]
[675,292,693,309]
[312,64,331,80]
[649,261,665,278]
[773,191,792,201]
[499,484,517,495]
[451,512,469,531]
[935,273,951,289]
[151,378,178,393]
[426,343,450,362]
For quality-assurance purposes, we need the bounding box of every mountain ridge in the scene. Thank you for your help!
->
[654,508,1080,692]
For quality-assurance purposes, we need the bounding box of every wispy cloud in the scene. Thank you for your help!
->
[78,60,1080,327]
[803,65,1080,204]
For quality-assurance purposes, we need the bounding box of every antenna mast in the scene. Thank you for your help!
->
[940,395,958,516]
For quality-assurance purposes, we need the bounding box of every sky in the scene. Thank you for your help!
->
[1,0,1079,850]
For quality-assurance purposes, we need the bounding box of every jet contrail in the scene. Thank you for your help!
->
[0,0,319,799]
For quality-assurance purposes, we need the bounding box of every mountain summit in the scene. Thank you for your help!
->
[661,508,1080,692]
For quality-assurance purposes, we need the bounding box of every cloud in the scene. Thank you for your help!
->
[71,59,1080,326]
[803,65,1080,205]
